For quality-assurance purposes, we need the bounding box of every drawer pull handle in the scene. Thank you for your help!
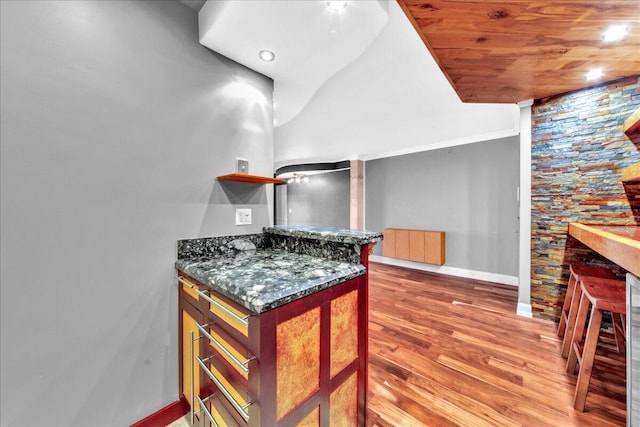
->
[196,356,252,421]
[190,330,195,425]
[177,276,195,289]
[195,289,251,326]
[190,330,205,425]
[196,323,253,374]
[196,394,220,427]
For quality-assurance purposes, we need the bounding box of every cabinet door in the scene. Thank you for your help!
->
[395,229,410,260]
[409,231,425,262]
[424,231,445,265]
[382,229,396,258]
[179,296,205,420]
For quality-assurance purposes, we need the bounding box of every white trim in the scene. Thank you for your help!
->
[362,161,366,230]
[370,255,519,286]
[360,128,519,161]
[517,302,533,318]
[275,128,520,168]
[517,100,533,314]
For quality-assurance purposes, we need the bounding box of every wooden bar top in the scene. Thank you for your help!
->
[568,223,640,277]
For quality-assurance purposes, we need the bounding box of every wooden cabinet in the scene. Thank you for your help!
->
[382,228,446,265]
[177,272,367,426]
[178,276,205,425]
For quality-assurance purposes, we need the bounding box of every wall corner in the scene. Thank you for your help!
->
[518,99,533,314]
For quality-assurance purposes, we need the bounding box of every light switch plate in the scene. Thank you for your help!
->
[236,158,249,175]
[235,208,252,225]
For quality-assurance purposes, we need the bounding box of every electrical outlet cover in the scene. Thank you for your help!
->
[236,158,249,175]
[235,208,252,225]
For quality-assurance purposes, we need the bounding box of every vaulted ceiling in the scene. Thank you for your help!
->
[179,0,639,165]
[398,0,640,103]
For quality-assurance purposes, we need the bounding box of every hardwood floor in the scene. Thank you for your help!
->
[366,262,626,427]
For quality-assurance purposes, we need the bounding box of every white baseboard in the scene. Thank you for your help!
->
[369,255,519,287]
[516,302,533,318]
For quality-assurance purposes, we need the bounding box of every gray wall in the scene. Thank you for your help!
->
[0,1,273,426]
[286,170,350,228]
[366,137,519,276]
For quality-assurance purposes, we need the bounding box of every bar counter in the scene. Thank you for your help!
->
[568,223,640,277]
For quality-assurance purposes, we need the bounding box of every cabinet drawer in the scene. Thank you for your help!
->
[203,291,251,337]
[208,392,246,427]
[198,322,253,379]
[178,273,252,337]
[177,275,200,303]
[197,352,252,423]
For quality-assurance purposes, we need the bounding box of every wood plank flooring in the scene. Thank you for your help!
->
[366,262,626,427]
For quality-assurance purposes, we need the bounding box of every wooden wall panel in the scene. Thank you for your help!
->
[382,229,396,258]
[330,290,358,377]
[276,307,320,420]
[297,406,319,427]
[330,373,358,425]
[409,231,425,262]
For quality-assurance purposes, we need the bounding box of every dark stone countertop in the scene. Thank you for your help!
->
[263,225,383,246]
[176,248,365,313]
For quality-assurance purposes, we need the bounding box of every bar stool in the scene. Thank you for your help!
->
[558,262,617,358]
[566,276,626,412]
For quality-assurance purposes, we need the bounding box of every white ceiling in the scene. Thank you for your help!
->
[179,0,520,167]
[273,1,519,167]
[197,0,389,127]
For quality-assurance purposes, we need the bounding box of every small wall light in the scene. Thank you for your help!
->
[259,50,275,62]
[602,25,628,42]
[327,1,348,10]
[585,68,604,81]
[287,173,310,184]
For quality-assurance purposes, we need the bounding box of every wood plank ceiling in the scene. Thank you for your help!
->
[397,0,640,103]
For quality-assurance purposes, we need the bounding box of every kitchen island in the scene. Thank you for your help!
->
[175,225,382,427]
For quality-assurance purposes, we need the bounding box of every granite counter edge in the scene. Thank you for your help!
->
[175,262,366,314]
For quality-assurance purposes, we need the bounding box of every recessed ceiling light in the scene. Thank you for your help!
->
[602,24,628,42]
[327,1,348,10]
[258,50,275,62]
[585,68,604,81]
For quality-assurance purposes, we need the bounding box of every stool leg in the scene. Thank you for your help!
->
[567,291,589,374]
[612,312,625,353]
[573,305,603,411]
[558,273,577,338]
[562,282,583,359]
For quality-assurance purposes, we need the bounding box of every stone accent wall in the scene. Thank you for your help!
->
[531,75,640,321]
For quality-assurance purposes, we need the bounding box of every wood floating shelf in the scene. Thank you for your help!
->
[216,173,286,185]
[622,162,640,183]
[624,107,640,137]
[569,223,640,277]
